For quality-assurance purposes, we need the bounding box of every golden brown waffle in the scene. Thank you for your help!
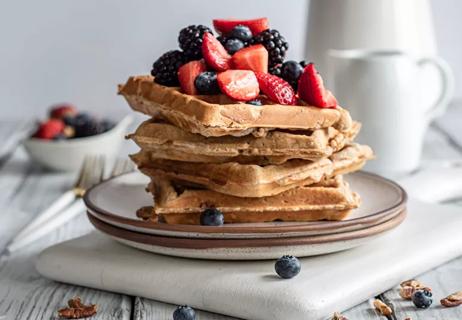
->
[118,75,353,137]
[128,118,361,164]
[131,144,373,198]
[141,175,359,224]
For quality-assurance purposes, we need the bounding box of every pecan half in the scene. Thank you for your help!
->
[441,291,462,307]
[399,279,431,300]
[58,297,97,319]
[373,299,393,316]
[332,312,348,320]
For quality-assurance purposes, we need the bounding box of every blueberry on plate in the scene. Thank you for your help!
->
[173,305,196,320]
[275,255,301,279]
[200,208,224,226]
[225,38,244,55]
[412,289,433,309]
[195,72,220,94]
[230,25,253,42]
[246,99,262,106]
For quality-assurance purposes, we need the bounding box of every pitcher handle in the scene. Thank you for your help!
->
[418,57,454,122]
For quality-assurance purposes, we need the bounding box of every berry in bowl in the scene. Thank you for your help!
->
[24,104,132,172]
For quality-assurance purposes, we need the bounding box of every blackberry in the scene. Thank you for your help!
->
[281,60,304,90]
[269,64,282,77]
[178,25,213,60]
[251,29,289,68]
[151,50,186,86]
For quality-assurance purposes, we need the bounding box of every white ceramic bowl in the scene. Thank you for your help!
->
[23,115,133,172]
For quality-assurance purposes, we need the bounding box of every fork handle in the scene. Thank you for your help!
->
[10,190,76,245]
[7,199,86,253]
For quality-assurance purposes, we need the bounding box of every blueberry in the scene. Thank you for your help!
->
[173,305,196,320]
[225,38,244,55]
[194,72,220,94]
[73,113,104,137]
[230,25,252,42]
[100,119,116,132]
[246,99,262,106]
[63,115,76,127]
[275,255,301,279]
[200,208,224,226]
[412,290,432,309]
[281,60,304,81]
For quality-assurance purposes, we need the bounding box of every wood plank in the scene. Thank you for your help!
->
[0,145,133,319]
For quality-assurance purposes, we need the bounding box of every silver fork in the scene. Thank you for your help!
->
[6,155,106,253]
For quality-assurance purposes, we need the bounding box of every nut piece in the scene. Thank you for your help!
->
[332,312,348,320]
[441,291,462,307]
[58,297,97,319]
[399,279,431,300]
[373,299,393,316]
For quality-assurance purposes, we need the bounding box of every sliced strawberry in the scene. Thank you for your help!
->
[178,60,207,95]
[213,18,269,35]
[217,70,259,101]
[232,45,268,73]
[298,63,338,108]
[255,72,296,105]
[34,119,65,139]
[202,33,231,71]
[49,104,77,119]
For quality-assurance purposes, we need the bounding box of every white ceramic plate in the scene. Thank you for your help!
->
[84,171,406,239]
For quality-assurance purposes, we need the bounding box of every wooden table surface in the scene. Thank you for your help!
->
[1,105,462,320]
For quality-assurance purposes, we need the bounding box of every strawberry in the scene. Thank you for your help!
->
[49,104,77,119]
[34,119,65,139]
[255,72,296,105]
[202,32,231,71]
[177,60,207,95]
[213,18,269,35]
[232,44,268,73]
[217,70,259,101]
[298,63,338,108]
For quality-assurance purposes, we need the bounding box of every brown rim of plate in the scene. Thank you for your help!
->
[83,171,407,235]
[87,209,407,249]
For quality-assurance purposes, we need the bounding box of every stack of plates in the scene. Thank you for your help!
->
[84,171,406,260]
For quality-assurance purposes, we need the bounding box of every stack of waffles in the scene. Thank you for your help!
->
[120,75,373,225]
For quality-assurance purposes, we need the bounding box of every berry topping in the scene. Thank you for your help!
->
[49,104,77,119]
[194,71,220,94]
[213,18,269,36]
[200,208,224,226]
[173,305,196,320]
[269,64,282,77]
[280,60,304,90]
[255,72,296,105]
[34,119,65,140]
[178,60,207,95]
[298,63,338,108]
[151,50,187,86]
[229,25,253,42]
[275,255,301,279]
[251,29,288,69]
[247,99,262,106]
[225,38,245,55]
[231,44,268,73]
[412,290,433,309]
[217,70,259,101]
[202,33,231,71]
[178,25,213,60]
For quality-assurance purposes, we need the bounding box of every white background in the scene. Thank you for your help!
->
[0,0,460,119]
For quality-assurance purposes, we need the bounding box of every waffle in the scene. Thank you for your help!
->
[118,75,353,137]
[128,119,361,164]
[139,175,359,224]
[131,144,373,198]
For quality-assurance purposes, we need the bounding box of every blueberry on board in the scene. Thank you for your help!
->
[230,25,253,42]
[246,99,262,106]
[275,255,301,279]
[194,72,220,94]
[173,305,196,320]
[412,290,433,309]
[225,38,245,54]
[200,208,224,226]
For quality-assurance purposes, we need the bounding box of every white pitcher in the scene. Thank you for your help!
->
[327,50,454,177]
